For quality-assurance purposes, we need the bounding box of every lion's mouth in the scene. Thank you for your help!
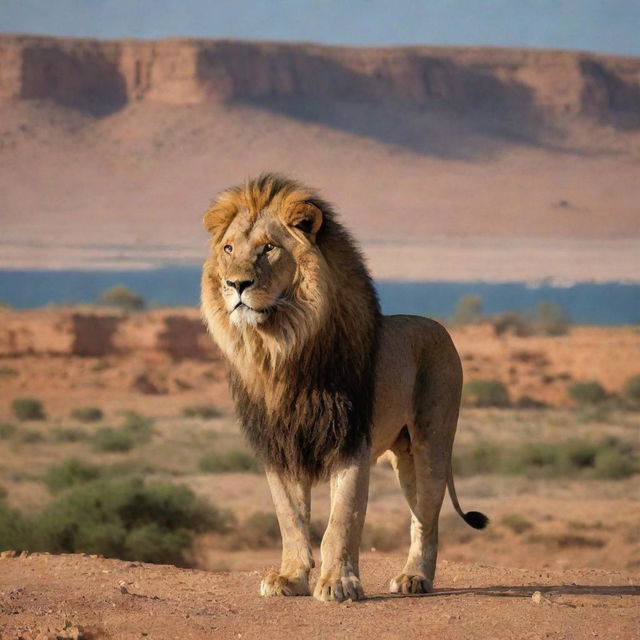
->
[232,301,273,315]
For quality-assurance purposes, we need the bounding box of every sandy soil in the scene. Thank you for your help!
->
[1,553,638,640]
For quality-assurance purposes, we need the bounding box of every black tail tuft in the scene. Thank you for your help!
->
[463,511,489,530]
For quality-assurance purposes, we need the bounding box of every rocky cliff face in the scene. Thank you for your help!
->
[1,35,639,129]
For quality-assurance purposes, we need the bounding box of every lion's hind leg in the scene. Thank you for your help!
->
[388,426,448,594]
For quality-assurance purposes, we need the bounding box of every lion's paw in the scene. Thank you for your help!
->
[259,571,310,597]
[313,569,365,602]
[389,573,433,595]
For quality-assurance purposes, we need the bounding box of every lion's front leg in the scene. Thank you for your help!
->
[260,469,313,597]
[314,444,370,602]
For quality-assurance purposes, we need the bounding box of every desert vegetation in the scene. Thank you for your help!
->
[0,311,639,573]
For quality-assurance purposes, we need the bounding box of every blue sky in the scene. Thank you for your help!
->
[1,0,639,56]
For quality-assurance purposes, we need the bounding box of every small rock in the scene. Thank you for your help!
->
[532,590,551,605]
[1,550,17,558]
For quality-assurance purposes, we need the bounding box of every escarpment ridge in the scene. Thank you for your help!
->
[1,34,640,131]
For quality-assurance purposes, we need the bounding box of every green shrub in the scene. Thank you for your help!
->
[504,443,559,476]
[533,301,571,336]
[44,458,102,493]
[0,422,17,440]
[492,312,533,337]
[98,285,145,311]
[91,427,135,453]
[593,447,637,479]
[199,450,261,473]
[31,477,230,564]
[622,374,640,409]
[11,397,45,421]
[0,502,31,551]
[462,379,510,408]
[120,411,154,442]
[0,366,18,378]
[51,427,88,442]
[568,381,607,406]
[234,512,281,548]
[454,442,501,476]
[16,429,45,443]
[515,395,548,409]
[71,407,103,423]
[452,295,483,326]
[182,404,222,419]
[501,514,534,534]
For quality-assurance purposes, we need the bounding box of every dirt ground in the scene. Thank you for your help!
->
[1,553,638,640]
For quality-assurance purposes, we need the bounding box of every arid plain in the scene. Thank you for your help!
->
[1,35,639,639]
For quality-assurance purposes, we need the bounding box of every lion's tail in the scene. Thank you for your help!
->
[447,465,489,529]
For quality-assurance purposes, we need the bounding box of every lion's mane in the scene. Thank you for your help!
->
[201,174,380,480]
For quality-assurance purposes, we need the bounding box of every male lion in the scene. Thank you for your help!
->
[201,174,487,602]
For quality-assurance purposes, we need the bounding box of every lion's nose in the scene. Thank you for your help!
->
[226,279,254,294]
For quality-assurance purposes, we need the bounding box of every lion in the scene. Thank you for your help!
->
[201,173,488,602]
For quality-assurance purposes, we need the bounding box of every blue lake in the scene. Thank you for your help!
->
[0,267,638,325]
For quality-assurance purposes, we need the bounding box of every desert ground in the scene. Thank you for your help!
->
[0,308,639,638]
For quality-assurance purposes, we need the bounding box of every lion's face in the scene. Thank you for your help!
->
[216,213,299,328]
[202,182,325,335]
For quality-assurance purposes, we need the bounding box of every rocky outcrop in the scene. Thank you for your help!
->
[1,35,639,130]
[0,308,220,360]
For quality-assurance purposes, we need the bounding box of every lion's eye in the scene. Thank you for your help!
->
[223,244,233,254]
[263,243,275,254]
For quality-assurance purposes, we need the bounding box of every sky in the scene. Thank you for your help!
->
[0,0,639,57]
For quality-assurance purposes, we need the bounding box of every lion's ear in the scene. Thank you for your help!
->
[203,202,237,238]
[286,202,323,236]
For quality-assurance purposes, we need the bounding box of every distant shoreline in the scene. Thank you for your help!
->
[1,267,638,325]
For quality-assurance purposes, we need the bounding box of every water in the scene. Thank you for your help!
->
[0,267,638,325]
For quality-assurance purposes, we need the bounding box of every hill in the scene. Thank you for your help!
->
[1,35,639,278]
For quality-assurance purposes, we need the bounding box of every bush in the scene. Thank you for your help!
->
[492,312,533,337]
[0,423,17,440]
[11,397,45,421]
[501,513,534,534]
[71,407,103,423]
[568,381,607,406]
[91,427,135,453]
[0,502,31,551]
[453,439,637,479]
[454,442,501,476]
[199,450,261,473]
[452,295,483,326]
[44,458,102,493]
[120,411,154,442]
[30,477,231,564]
[234,512,281,549]
[622,374,640,409]
[462,379,510,408]
[593,447,637,479]
[515,395,548,409]
[16,429,45,443]
[182,404,221,419]
[98,285,145,311]
[533,301,571,336]
[51,427,88,442]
